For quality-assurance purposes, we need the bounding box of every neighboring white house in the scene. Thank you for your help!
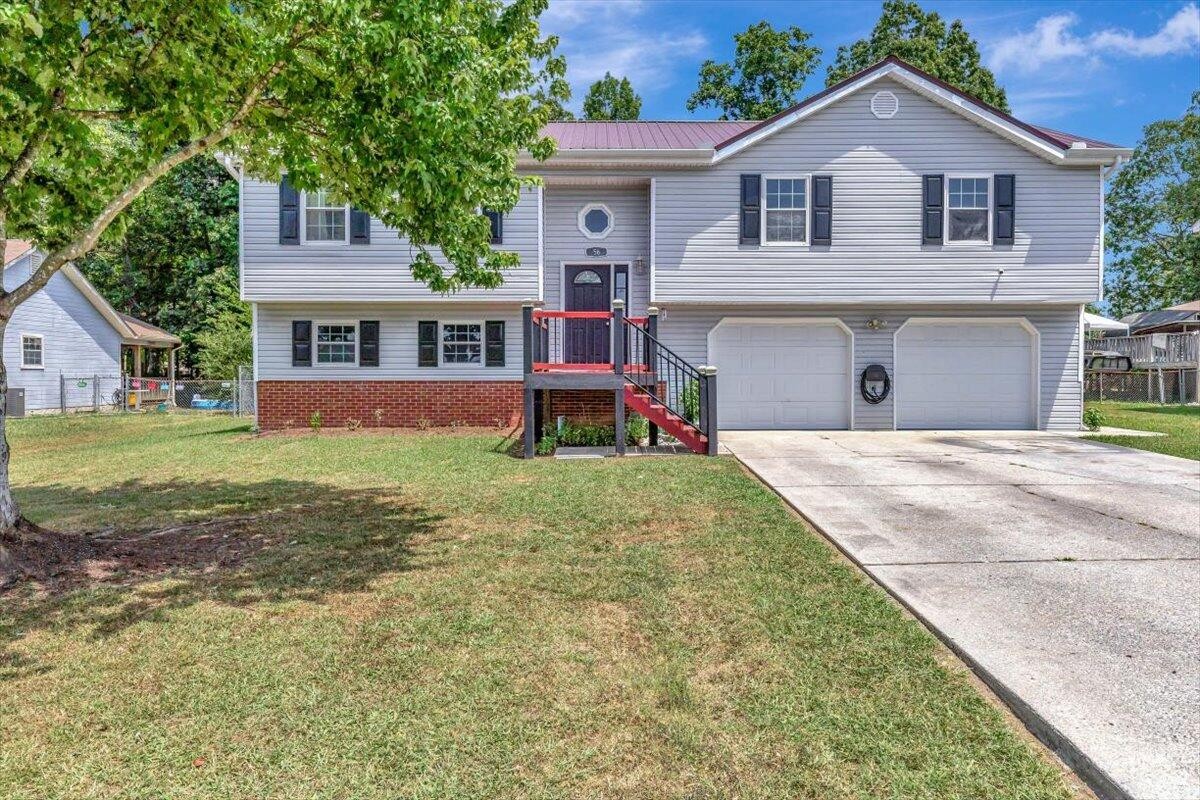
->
[233,57,1132,450]
[3,240,181,412]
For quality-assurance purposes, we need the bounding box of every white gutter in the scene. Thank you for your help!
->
[520,142,1132,170]
[1064,147,1133,167]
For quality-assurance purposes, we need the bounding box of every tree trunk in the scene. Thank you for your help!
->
[0,320,20,534]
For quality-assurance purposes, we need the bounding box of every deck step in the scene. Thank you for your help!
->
[624,385,708,455]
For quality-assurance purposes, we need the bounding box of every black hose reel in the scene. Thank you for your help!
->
[860,364,891,404]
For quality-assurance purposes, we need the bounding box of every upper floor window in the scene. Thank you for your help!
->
[484,209,503,244]
[303,190,349,244]
[578,203,613,239]
[316,323,356,364]
[946,176,990,243]
[764,176,808,244]
[21,334,43,368]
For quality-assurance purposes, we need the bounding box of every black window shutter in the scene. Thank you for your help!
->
[291,320,312,366]
[922,174,944,244]
[350,209,371,244]
[811,175,833,245]
[739,174,761,245]
[417,321,438,367]
[359,320,380,366]
[484,209,503,244]
[279,176,300,245]
[485,321,505,367]
[994,174,1015,245]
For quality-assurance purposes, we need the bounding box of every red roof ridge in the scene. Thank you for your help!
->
[3,238,33,266]
[547,119,761,124]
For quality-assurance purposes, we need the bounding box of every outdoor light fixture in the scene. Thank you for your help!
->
[860,364,891,404]
[633,256,647,275]
[866,318,887,330]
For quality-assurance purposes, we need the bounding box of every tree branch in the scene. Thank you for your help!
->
[0,89,63,195]
[60,107,134,120]
[0,57,291,317]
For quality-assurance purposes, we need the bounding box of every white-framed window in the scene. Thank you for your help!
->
[315,322,357,365]
[20,334,43,369]
[441,322,483,365]
[577,203,613,240]
[763,175,809,244]
[302,190,350,244]
[946,175,991,243]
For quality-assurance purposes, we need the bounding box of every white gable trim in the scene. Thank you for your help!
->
[58,264,140,342]
[4,249,172,345]
[712,63,1126,166]
[888,69,1063,162]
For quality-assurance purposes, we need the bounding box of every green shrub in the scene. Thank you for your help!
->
[308,411,323,433]
[1083,407,1105,432]
[681,381,700,424]
[626,413,649,445]
[557,421,617,447]
[535,423,558,456]
[541,414,651,450]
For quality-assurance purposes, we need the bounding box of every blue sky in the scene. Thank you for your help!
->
[541,0,1200,147]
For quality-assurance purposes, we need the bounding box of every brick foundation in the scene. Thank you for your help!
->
[544,389,616,425]
[257,380,523,430]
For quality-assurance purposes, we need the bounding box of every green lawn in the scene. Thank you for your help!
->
[1,414,1079,799]
[1085,401,1200,460]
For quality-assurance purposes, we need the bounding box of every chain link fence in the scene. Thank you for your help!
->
[1085,368,1198,404]
[36,370,256,418]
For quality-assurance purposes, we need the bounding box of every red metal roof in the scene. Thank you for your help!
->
[3,239,32,265]
[542,121,757,150]
[1025,125,1124,150]
[539,58,1123,154]
[118,312,182,345]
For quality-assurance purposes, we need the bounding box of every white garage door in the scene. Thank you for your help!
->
[710,321,850,430]
[896,320,1036,430]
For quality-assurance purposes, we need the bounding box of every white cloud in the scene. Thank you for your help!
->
[988,3,1200,74]
[541,0,707,110]
[1006,87,1089,122]
[1091,4,1200,56]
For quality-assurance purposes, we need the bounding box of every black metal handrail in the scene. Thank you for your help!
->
[623,317,715,447]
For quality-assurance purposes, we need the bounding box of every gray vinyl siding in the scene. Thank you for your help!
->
[255,302,523,380]
[653,78,1102,305]
[544,186,650,315]
[241,183,540,302]
[4,251,122,410]
[657,303,1083,431]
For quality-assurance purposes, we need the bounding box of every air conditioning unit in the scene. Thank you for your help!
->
[6,386,25,418]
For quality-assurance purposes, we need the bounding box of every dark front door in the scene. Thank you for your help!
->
[566,265,610,364]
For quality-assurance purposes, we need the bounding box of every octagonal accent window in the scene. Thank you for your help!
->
[578,203,614,239]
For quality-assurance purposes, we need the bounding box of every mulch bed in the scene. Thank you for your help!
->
[254,424,518,438]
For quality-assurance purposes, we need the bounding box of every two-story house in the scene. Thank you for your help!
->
[236,58,1129,454]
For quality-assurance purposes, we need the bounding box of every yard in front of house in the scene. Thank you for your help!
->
[1,414,1080,799]
[1085,400,1200,460]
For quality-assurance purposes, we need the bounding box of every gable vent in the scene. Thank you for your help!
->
[870,90,899,119]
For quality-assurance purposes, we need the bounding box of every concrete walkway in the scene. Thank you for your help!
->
[723,430,1200,800]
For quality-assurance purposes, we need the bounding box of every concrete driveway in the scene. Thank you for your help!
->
[723,430,1200,800]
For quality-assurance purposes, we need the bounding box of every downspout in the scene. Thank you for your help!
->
[1097,155,1126,305]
